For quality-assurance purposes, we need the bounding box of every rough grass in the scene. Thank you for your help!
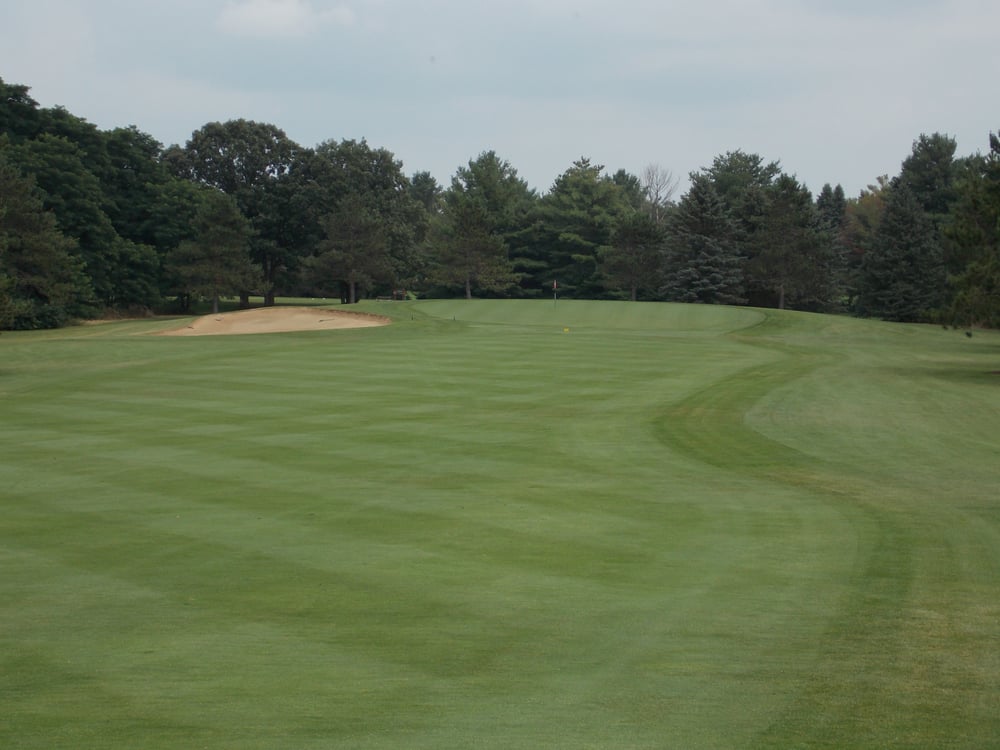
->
[1,300,998,748]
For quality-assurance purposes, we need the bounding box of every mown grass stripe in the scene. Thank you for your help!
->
[2,301,998,748]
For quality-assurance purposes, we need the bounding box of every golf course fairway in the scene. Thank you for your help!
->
[1,299,998,748]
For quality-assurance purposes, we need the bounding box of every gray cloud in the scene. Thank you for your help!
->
[217,0,355,38]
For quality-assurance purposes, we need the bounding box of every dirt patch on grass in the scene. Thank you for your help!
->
[157,306,390,336]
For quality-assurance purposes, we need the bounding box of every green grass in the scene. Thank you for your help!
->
[1,300,998,748]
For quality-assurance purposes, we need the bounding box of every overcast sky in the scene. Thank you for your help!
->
[1,0,997,197]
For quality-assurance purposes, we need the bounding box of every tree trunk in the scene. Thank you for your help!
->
[630,285,638,302]
[778,282,786,310]
[239,293,250,309]
[349,281,357,305]
[212,295,220,314]
[264,290,275,306]
[465,276,472,300]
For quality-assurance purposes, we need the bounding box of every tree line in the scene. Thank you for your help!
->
[1,75,998,330]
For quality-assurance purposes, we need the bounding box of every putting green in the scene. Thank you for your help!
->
[1,300,997,748]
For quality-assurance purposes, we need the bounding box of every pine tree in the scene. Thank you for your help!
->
[307,193,391,304]
[533,158,628,298]
[662,175,744,305]
[0,155,93,328]
[431,152,524,298]
[745,175,837,311]
[815,183,849,310]
[433,197,513,299]
[898,133,958,223]
[857,182,946,322]
[945,131,1000,327]
[167,191,257,313]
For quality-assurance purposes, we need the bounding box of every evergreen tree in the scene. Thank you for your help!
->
[305,193,391,304]
[167,191,257,314]
[843,176,890,309]
[432,196,514,299]
[662,174,744,305]
[703,149,781,241]
[857,182,946,321]
[410,171,443,215]
[945,131,1000,327]
[8,133,120,306]
[815,183,849,310]
[0,154,92,328]
[816,184,847,234]
[408,170,443,245]
[745,175,836,311]
[441,151,535,297]
[532,158,628,297]
[611,169,645,212]
[898,133,958,223]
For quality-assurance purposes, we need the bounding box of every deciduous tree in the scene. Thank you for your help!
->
[179,120,300,305]
[101,126,169,246]
[641,163,679,225]
[293,139,423,293]
[602,211,664,301]
[0,77,43,142]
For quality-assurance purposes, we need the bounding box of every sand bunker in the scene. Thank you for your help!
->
[159,306,390,336]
